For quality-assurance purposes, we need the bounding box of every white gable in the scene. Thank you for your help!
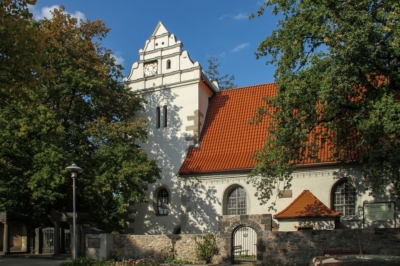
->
[151,21,168,37]
[125,22,205,91]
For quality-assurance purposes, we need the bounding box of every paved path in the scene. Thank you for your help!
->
[0,257,66,266]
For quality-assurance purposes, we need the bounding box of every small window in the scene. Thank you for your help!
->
[333,180,356,216]
[166,59,171,69]
[156,107,160,128]
[163,105,167,127]
[157,188,169,215]
[227,187,247,215]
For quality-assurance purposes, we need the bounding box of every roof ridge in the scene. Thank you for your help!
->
[219,82,277,93]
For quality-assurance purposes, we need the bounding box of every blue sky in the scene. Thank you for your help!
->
[30,1,280,87]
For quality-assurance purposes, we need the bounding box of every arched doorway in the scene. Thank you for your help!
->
[232,225,257,263]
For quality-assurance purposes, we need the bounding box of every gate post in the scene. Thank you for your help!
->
[34,227,43,254]
[2,222,10,254]
[54,223,60,254]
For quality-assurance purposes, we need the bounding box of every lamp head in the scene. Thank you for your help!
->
[65,163,83,176]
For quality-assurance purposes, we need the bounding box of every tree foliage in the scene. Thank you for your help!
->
[0,0,48,103]
[205,55,236,90]
[0,4,160,232]
[250,0,400,207]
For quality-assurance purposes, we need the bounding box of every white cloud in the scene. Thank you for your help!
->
[231,43,249,52]
[220,13,248,20]
[219,52,226,58]
[219,14,229,20]
[29,5,86,21]
[112,54,125,65]
[233,13,248,20]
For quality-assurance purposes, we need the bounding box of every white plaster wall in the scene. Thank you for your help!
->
[180,165,400,233]
[277,218,335,231]
[127,82,201,234]
[123,22,215,234]
[198,81,213,135]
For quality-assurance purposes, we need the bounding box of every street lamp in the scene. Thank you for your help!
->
[65,163,83,260]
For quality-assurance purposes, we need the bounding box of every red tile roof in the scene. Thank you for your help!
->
[274,190,340,219]
[178,83,334,175]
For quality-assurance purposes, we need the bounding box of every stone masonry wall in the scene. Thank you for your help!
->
[261,229,400,265]
[112,229,400,265]
[112,234,227,264]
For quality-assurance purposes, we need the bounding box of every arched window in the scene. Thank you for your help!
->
[166,59,171,69]
[227,187,247,215]
[333,180,356,216]
[157,188,169,215]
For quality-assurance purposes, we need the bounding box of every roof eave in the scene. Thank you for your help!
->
[274,214,341,219]
[178,168,253,176]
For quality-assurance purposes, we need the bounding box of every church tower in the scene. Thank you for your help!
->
[124,22,216,234]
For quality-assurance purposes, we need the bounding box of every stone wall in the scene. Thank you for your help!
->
[261,229,400,265]
[112,234,227,264]
[110,229,400,265]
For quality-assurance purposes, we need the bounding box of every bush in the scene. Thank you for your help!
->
[163,257,193,265]
[115,258,159,265]
[195,233,219,264]
[59,258,159,266]
[60,258,114,266]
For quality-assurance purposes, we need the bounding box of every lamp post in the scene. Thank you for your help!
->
[65,163,83,260]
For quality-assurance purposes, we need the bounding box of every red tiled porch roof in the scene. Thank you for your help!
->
[274,190,340,219]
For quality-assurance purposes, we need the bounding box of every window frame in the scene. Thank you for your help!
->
[332,179,357,217]
[155,187,169,216]
[225,186,247,215]
[163,105,167,127]
[156,106,161,128]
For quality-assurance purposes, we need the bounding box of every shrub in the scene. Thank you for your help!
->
[115,258,159,265]
[59,258,158,266]
[59,258,114,266]
[163,257,193,265]
[195,233,219,264]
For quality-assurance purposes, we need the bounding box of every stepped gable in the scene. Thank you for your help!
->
[274,190,340,219]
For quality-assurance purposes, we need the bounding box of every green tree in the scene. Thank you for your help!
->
[0,0,48,104]
[250,0,400,207]
[0,6,160,232]
[205,55,236,90]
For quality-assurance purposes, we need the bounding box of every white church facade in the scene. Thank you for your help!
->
[123,22,399,235]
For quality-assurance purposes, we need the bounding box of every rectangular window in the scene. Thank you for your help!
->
[156,107,160,128]
[163,105,167,127]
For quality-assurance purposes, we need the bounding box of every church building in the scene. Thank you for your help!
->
[123,22,398,235]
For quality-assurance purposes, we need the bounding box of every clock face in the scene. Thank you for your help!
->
[144,62,158,77]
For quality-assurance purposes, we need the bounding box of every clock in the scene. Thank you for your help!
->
[144,61,158,77]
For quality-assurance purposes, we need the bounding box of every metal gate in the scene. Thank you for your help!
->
[232,225,257,263]
[42,227,54,254]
